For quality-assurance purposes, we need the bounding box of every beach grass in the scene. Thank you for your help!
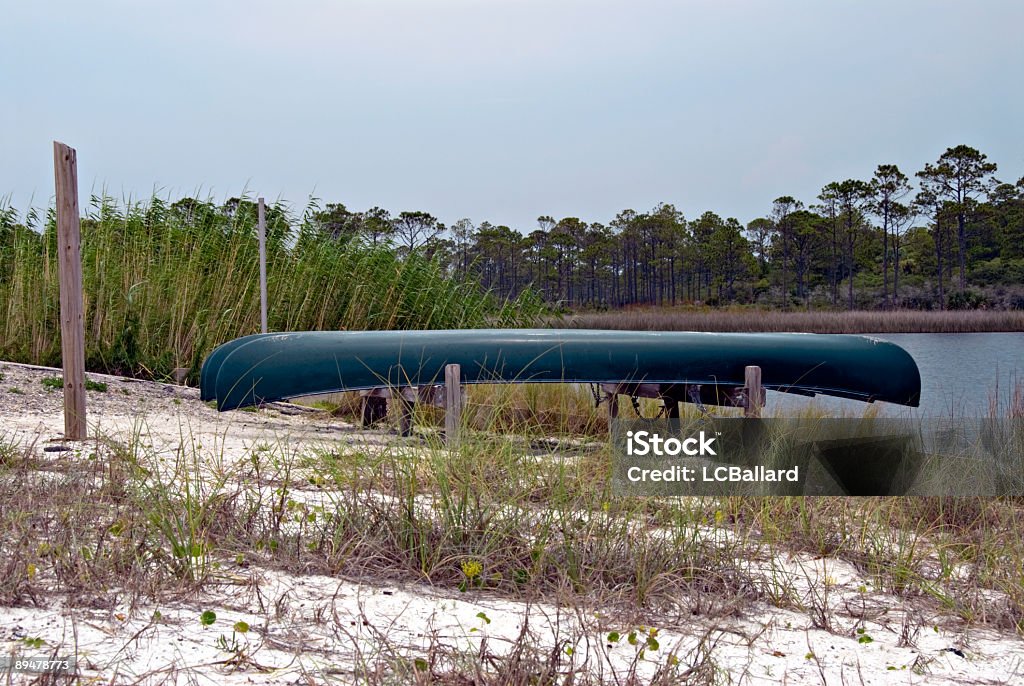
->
[3,382,1024,682]
[4,385,1024,620]
[0,194,540,382]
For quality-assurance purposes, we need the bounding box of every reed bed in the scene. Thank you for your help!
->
[560,308,1024,333]
[0,195,540,381]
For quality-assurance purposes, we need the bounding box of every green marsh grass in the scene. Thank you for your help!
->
[0,194,540,381]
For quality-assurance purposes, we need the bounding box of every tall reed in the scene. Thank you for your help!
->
[0,195,540,380]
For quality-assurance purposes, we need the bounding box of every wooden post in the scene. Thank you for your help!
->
[744,365,763,418]
[53,141,87,440]
[360,393,388,427]
[258,197,268,334]
[444,363,462,447]
[661,395,681,419]
[397,387,416,437]
[605,391,619,421]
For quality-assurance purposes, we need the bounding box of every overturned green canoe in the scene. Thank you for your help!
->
[201,329,921,411]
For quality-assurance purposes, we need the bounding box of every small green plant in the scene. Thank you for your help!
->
[86,379,108,392]
[856,627,874,644]
[468,611,492,634]
[214,620,253,664]
[216,633,239,652]
[607,626,661,659]
[41,376,107,392]
[200,610,217,626]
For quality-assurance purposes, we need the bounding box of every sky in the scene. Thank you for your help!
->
[2,0,1022,232]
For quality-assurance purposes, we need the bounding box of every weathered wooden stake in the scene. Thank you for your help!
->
[258,197,268,334]
[444,363,462,447]
[53,141,87,440]
[359,390,388,427]
[605,391,619,421]
[661,396,681,419]
[397,388,415,438]
[744,365,763,418]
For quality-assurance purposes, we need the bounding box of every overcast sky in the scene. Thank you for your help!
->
[3,0,1022,231]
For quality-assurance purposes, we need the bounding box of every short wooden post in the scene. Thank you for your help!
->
[172,367,190,385]
[606,391,619,421]
[360,393,388,427]
[53,141,87,441]
[661,394,681,419]
[444,363,462,447]
[258,197,268,334]
[397,387,416,437]
[744,365,763,418]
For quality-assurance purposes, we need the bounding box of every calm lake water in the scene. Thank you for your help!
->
[771,332,1024,418]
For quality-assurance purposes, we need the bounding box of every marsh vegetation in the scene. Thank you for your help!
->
[560,308,1024,334]
[0,195,539,382]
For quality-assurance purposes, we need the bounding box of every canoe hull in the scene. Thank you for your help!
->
[201,329,921,411]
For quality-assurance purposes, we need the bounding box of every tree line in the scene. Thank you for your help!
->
[3,145,1020,314]
[310,145,1024,310]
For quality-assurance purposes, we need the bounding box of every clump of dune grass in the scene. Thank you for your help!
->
[0,194,542,382]
[560,308,1024,333]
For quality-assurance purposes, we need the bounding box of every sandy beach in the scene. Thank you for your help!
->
[1,359,1022,684]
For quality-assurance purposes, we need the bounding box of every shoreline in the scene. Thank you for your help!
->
[558,308,1024,334]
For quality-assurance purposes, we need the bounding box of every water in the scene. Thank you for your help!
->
[770,332,1024,418]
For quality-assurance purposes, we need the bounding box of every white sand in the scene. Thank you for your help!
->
[1,360,1022,684]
